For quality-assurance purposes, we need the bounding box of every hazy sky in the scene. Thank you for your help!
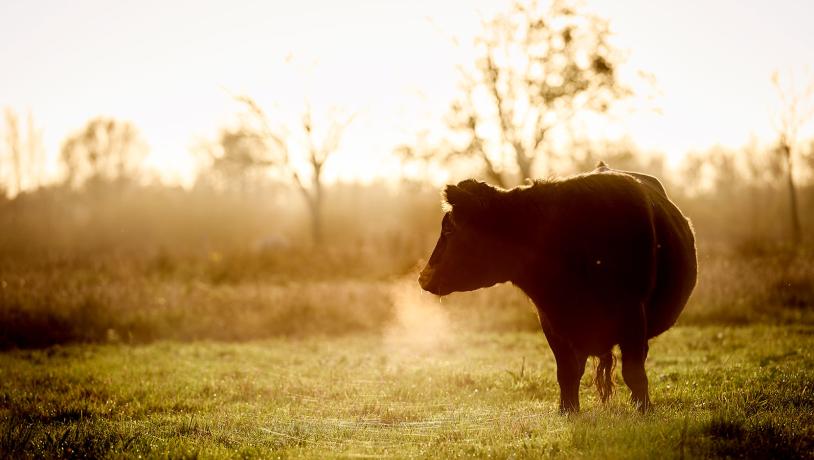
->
[1,0,813,185]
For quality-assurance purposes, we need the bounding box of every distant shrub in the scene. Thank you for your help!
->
[680,248,814,325]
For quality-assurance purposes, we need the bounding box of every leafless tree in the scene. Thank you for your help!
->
[60,117,147,188]
[235,96,353,246]
[198,124,272,196]
[403,0,627,187]
[2,108,45,196]
[772,70,814,246]
[3,109,22,195]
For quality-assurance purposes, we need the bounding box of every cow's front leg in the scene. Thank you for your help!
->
[540,318,587,414]
[556,350,587,414]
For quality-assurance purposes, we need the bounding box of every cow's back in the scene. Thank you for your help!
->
[521,172,659,354]
[596,165,697,337]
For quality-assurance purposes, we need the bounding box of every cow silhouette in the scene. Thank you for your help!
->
[419,162,697,413]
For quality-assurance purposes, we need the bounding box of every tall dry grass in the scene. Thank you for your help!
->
[0,179,812,349]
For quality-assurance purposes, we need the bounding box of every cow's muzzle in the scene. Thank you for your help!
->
[418,267,443,295]
[418,267,434,290]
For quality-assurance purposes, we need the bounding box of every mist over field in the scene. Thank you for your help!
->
[1,0,814,458]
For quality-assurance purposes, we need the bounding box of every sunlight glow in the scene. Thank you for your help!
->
[1,0,813,185]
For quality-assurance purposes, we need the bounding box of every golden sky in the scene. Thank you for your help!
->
[1,0,813,186]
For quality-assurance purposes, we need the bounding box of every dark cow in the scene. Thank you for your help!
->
[418,162,697,413]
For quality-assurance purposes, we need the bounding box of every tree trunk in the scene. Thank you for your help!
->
[26,112,41,189]
[516,151,533,184]
[310,168,324,247]
[11,143,21,195]
[783,145,802,246]
[484,164,507,189]
[5,110,22,195]
[310,199,323,247]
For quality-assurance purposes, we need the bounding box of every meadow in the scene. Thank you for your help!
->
[1,182,813,458]
[1,325,812,458]
[4,0,814,454]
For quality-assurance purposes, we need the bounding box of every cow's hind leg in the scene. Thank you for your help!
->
[540,318,587,414]
[594,350,615,403]
[619,305,651,413]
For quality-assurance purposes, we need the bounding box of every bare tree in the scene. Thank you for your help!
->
[25,111,45,189]
[772,70,814,246]
[2,108,45,196]
[3,109,22,195]
[741,138,783,238]
[407,0,627,187]
[60,117,147,188]
[198,124,272,196]
[236,96,353,246]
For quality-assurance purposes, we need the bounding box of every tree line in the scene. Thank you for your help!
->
[2,0,813,248]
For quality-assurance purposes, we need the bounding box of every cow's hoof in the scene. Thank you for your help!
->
[633,398,652,414]
[559,404,580,415]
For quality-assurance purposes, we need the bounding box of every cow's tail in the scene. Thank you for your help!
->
[594,350,616,403]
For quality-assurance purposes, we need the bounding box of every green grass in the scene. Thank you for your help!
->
[1,325,812,459]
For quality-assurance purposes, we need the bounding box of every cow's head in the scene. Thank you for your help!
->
[418,179,528,295]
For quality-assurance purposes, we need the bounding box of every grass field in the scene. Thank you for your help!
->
[1,250,813,458]
[1,323,812,459]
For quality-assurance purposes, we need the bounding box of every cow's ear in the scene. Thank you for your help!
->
[444,180,497,219]
[457,179,497,196]
[443,184,478,211]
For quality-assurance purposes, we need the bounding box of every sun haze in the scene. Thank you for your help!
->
[2,1,814,457]
[1,0,812,184]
